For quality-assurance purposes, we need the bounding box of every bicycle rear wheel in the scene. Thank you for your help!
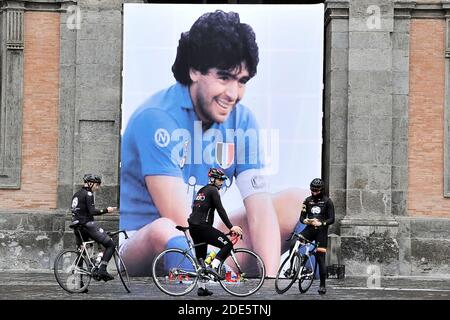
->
[219,248,265,297]
[54,250,92,293]
[298,255,317,293]
[113,249,131,293]
[275,251,301,294]
[152,248,198,296]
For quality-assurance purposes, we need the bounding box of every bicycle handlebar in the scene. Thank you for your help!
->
[107,230,128,239]
[287,232,318,247]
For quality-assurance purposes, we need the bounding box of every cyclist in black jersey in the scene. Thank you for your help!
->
[188,168,243,296]
[296,178,335,295]
[71,174,117,284]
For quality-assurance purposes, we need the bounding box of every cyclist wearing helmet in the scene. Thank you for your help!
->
[298,178,335,295]
[71,174,117,282]
[188,168,243,296]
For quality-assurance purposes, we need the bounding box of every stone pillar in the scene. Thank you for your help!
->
[444,0,450,197]
[324,0,349,236]
[392,0,414,276]
[0,0,25,189]
[57,0,123,209]
[339,0,400,276]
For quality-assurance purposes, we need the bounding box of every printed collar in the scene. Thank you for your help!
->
[176,82,194,110]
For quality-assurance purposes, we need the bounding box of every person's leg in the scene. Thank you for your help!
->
[316,228,329,294]
[316,249,327,292]
[200,226,233,264]
[188,225,208,263]
[83,222,115,281]
[120,217,186,276]
[188,225,214,296]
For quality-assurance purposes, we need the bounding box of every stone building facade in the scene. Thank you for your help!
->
[0,0,448,276]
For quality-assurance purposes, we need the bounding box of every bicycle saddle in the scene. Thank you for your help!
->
[176,226,189,232]
[69,220,81,229]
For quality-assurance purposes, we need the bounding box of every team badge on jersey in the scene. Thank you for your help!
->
[71,197,78,209]
[195,193,206,201]
[215,142,234,169]
[311,206,321,215]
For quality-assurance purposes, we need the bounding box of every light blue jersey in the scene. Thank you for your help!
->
[120,82,264,231]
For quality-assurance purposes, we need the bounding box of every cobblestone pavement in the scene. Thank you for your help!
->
[0,272,449,300]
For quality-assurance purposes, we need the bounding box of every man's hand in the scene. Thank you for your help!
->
[311,219,322,227]
[230,225,243,236]
[107,207,117,213]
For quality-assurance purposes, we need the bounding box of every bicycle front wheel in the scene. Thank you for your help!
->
[298,255,317,293]
[152,248,198,296]
[275,251,301,294]
[54,250,92,293]
[113,248,131,293]
[219,248,265,297]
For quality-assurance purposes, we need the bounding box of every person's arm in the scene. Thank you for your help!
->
[300,200,310,225]
[322,198,335,227]
[211,188,233,230]
[243,193,280,277]
[86,192,108,216]
[127,107,190,226]
[145,176,191,226]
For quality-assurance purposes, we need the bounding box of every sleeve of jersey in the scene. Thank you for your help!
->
[86,193,103,216]
[131,109,183,178]
[300,200,307,223]
[212,189,233,229]
[324,199,335,226]
[234,108,270,200]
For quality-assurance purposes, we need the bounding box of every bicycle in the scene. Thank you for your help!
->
[275,232,318,294]
[152,226,266,297]
[54,220,131,293]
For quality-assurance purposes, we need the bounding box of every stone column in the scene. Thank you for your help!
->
[57,0,123,209]
[324,0,350,236]
[340,0,400,276]
[444,0,450,197]
[0,0,25,189]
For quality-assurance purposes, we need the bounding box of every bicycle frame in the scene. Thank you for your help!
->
[175,230,244,281]
[288,234,318,274]
[67,240,96,277]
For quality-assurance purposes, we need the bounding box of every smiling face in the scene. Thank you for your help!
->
[189,62,250,125]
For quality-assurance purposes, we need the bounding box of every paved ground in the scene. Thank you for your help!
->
[1,272,449,300]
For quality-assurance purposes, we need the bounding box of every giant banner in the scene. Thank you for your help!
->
[120,4,324,277]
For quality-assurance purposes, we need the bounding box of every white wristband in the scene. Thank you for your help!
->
[236,169,270,200]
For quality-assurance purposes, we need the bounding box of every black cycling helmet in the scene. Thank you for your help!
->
[83,173,102,184]
[208,168,228,181]
[310,178,324,191]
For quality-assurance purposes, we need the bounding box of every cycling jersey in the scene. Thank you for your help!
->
[188,184,233,229]
[300,195,335,227]
[71,187,108,225]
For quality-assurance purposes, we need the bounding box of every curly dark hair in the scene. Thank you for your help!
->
[172,10,259,85]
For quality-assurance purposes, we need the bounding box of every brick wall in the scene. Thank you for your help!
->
[0,12,60,209]
[408,19,450,217]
